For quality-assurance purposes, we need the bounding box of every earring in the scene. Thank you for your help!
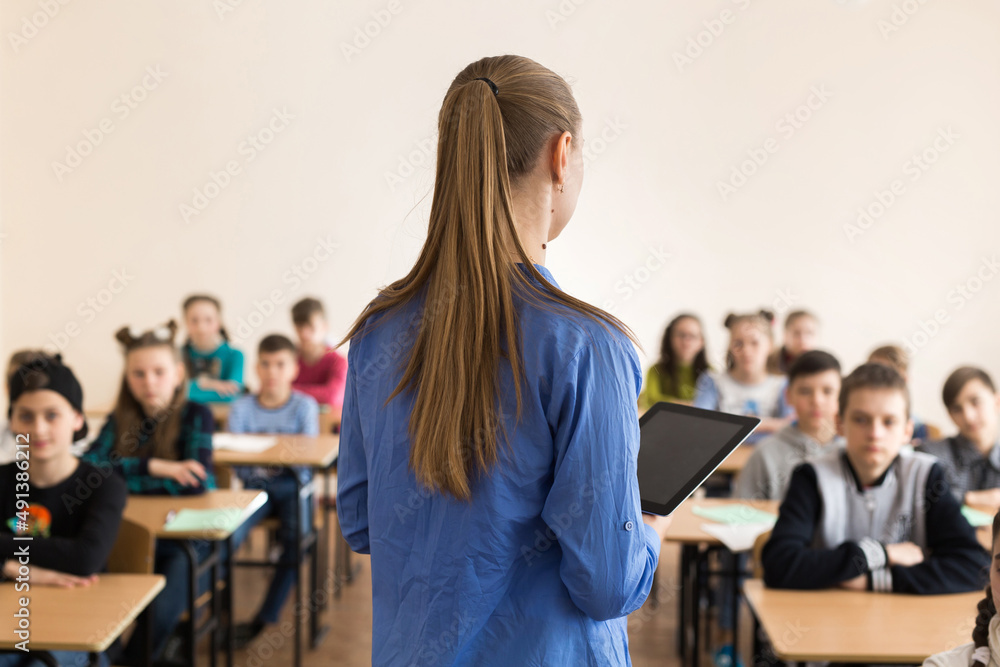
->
[542,243,547,250]
[558,184,564,193]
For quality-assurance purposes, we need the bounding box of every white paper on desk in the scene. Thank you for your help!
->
[700,521,776,553]
[212,434,277,453]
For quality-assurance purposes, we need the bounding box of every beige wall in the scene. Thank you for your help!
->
[2,0,998,429]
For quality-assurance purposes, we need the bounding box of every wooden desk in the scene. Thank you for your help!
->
[664,498,779,545]
[124,489,268,540]
[716,445,753,475]
[744,579,980,663]
[663,498,779,667]
[212,434,339,469]
[0,573,164,653]
[212,435,340,667]
[208,403,231,431]
[124,490,266,667]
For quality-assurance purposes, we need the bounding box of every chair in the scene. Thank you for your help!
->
[107,517,155,575]
[750,530,772,579]
[319,410,341,435]
[925,422,943,442]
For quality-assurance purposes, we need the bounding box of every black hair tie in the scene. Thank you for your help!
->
[474,77,499,96]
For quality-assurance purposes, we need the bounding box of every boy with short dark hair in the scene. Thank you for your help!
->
[228,334,319,647]
[735,350,843,501]
[919,366,1000,508]
[762,363,988,594]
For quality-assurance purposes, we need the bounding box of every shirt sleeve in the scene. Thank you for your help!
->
[889,464,990,594]
[762,463,876,589]
[776,378,794,418]
[227,398,249,434]
[0,468,127,576]
[639,366,668,411]
[301,396,320,437]
[733,448,771,501]
[187,347,245,403]
[336,355,369,554]
[542,335,660,622]
[222,346,245,387]
[692,372,719,410]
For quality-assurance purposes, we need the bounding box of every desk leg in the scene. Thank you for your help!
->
[691,545,702,667]
[181,541,199,667]
[310,467,332,648]
[321,466,332,605]
[731,551,740,667]
[226,535,235,667]
[677,546,689,658]
[751,610,762,665]
[293,477,303,667]
[141,598,154,667]
[209,541,220,667]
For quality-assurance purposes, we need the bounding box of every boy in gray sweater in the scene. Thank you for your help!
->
[734,350,843,501]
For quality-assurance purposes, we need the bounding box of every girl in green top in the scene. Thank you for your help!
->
[639,313,709,410]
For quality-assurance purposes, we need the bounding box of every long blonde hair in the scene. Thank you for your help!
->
[340,55,637,500]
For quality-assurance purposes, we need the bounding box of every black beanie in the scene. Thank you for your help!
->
[8,354,88,442]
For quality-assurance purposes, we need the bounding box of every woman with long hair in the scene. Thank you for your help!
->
[336,55,671,665]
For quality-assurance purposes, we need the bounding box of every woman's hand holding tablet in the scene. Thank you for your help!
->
[641,512,674,542]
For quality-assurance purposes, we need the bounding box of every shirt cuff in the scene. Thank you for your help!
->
[868,567,893,593]
[858,537,887,571]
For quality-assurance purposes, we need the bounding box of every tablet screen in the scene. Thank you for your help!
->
[637,403,759,515]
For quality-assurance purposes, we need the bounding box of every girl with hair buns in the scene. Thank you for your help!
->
[693,310,794,445]
[82,320,217,665]
[923,511,1000,667]
[336,55,671,665]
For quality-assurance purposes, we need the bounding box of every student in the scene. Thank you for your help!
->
[0,355,126,667]
[181,294,245,403]
[290,297,347,417]
[227,334,319,648]
[638,313,709,410]
[766,310,819,375]
[919,367,1000,508]
[868,343,930,443]
[762,362,988,593]
[82,321,216,665]
[0,350,49,465]
[922,511,1000,667]
[735,350,842,501]
[693,310,793,443]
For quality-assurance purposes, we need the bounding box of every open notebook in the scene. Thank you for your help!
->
[212,433,277,453]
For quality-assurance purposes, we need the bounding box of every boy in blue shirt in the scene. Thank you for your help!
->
[228,334,319,647]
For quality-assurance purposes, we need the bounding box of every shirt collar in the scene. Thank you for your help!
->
[516,262,560,290]
[841,449,897,492]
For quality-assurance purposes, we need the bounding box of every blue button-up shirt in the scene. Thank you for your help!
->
[337,264,660,666]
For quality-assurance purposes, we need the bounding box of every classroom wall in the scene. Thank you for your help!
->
[2,0,999,429]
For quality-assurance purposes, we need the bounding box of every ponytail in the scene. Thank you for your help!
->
[339,55,638,501]
[973,582,996,667]
[972,511,1000,667]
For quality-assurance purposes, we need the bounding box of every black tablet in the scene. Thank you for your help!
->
[637,402,760,516]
